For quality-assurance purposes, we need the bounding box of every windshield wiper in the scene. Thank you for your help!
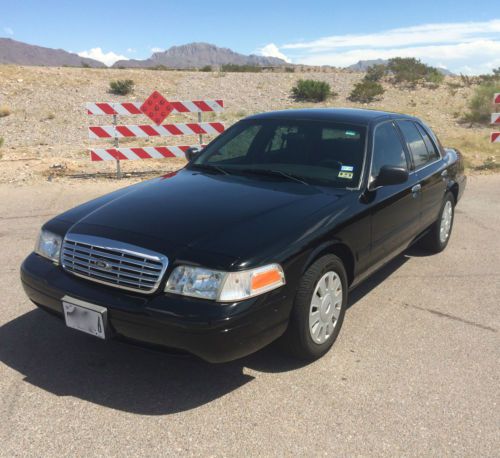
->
[238,168,310,186]
[189,163,230,175]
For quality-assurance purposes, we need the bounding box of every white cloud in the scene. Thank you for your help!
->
[3,26,14,36]
[281,20,500,74]
[78,48,128,66]
[126,47,136,53]
[151,47,164,53]
[256,43,291,62]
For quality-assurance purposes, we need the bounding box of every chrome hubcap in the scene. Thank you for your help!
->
[440,200,453,243]
[309,271,342,344]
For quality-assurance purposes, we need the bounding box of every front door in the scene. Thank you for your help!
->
[368,121,421,269]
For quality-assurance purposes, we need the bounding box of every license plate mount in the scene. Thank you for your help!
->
[62,295,108,340]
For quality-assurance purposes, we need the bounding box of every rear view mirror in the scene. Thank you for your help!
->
[185,146,201,162]
[373,165,408,188]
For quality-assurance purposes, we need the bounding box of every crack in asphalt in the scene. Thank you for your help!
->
[403,303,498,333]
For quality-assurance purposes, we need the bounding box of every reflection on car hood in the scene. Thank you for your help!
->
[58,169,347,266]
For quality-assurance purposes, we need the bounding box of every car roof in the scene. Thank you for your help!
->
[245,108,416,125]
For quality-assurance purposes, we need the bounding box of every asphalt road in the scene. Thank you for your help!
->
[0,175,498,456]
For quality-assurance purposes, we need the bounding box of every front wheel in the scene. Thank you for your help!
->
[282,255,347,361]
[420,192,455,253]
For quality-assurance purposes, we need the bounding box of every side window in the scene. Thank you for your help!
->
[371,122,408,178]
[210,125,261,162]
[397,120,430,169]
[416,123,440,160]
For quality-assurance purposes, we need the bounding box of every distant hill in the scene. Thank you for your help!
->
[347,59,388,71]
[348,58,454,76]
[0,38,105,67]
[113,42,287,68]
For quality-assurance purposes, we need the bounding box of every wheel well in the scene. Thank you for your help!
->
[313,243,355,286]
[449,183,459,203]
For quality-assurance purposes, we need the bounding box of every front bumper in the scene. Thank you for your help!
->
[20,253,292,363]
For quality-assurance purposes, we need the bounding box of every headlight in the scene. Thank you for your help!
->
[35,230,62,263]
[165,263,285,302]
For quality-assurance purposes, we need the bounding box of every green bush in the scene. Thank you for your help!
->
[291,79,333,102]
[387,57,444,86]
[365,64,386,82]
[109,79,134,95]
[220,64,262,73]
[0,137,4,147]
[349,80,385,103]
[199,65,213,72]
[462,82,500,124]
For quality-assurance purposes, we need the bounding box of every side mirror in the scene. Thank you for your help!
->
[185,146,201,162]
[372,165,408,189]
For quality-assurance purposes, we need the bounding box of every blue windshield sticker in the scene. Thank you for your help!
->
[341,165,354,172]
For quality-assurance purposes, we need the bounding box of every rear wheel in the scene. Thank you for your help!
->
[420,192,455,253]
[282,255,347,361]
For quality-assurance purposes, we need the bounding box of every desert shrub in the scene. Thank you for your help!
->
[291,79,332,102]
[477,67,500,85]
[149,65,170,71]
[387,57,443,86]
[462,82,500,124]
[220,64,262,73]
[0,137,4,147]
[285,66,295,73]
[199,65,213,72]
[365,64,386,82]
[109,79,134,95]
[0,106,11,117]
[460,74,473,87]
[349,80,385,103]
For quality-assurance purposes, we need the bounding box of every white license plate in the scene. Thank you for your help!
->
[62,296,107,339]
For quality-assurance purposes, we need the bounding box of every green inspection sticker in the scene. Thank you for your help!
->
[345,130,357,136]
[338,171,353,179]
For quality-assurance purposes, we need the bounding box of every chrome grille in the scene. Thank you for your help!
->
[61,234,168,294]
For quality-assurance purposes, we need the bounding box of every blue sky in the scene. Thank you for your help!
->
[1,0,499,74]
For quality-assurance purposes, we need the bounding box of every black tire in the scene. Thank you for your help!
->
[282,255,348,361]
[419,191,455,253]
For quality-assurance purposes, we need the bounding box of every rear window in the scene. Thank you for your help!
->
[397,120,430,169]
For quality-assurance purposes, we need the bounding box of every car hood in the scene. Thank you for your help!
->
[58,169,347,267]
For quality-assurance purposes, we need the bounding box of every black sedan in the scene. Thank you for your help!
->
[21,108,466,362]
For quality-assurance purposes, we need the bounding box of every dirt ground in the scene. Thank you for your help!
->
[0,174,498,456]
[0,65,498,185]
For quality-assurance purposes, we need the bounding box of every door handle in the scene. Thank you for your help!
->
[411,184,422,194]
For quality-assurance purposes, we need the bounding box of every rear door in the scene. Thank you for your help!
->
[396,120,446,231]
[368,121,421,268]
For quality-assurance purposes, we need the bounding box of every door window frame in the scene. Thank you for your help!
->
[394,119,442,173]
[368,120,412,184]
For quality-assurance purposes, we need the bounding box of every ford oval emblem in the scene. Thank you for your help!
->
[95,260,112,271]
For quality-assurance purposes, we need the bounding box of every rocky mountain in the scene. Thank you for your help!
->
[113,42,287,68]
[0,38,105,67]
[347,59,388,71]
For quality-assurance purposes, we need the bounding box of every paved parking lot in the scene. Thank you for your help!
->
[0,175,498,456]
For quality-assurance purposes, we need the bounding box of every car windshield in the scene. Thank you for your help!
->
[190,119,367,188]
